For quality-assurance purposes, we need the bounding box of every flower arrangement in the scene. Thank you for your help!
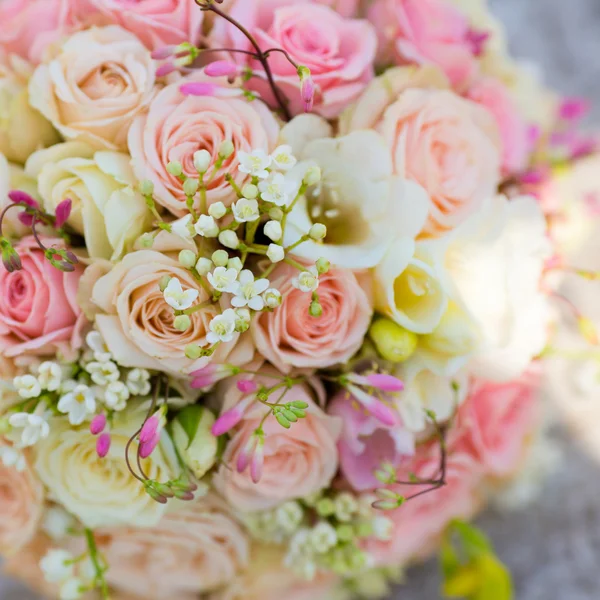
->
[0,0,598,599]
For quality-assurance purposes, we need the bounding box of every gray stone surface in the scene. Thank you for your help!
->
[3,0,600,598]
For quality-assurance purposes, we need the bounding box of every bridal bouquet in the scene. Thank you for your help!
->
[0,0,597,599]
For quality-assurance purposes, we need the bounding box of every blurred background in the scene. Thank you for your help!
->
[3,0,600,598]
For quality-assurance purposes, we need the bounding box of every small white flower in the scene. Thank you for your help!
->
[238,149,272,179]
[266,243,285,263]
[263,288,282,309]
[40,549,74,583]
[334,492,358,522]
[234,307,251,332]
[208,201,227,219]
[86,361,120,386]
[60,577,84,600]
[264,220,283,242]
[371,516,393,541]
[126,368,152,396]
[232,198,260,223]
[37,362,63,392]
[258,172,299,206]
[59,379,78,395]
[57,384,96,425]
[231,270,270,310]
[104,381,130,411]
[275,501,303,534]
[194,214,219,238]
[271,145,297,171]
[310,521,337,554]
[85,331,112,363]
[9,403,51,447]
[0,446,26,472]
[207,309,237,344]
[218,230,240,250]
[42,507,75,540]
[171,214,194,240]
[163,277,200,310]
[13,375,41,399]
[292,266,319,293]
[208,266,239,293]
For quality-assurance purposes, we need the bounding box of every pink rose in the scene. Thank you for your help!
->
[252,263,373,373]
[0,236,85,359]
[0,445,43,555]
[328,392,414,492]
[214,371,341,511]
[453,370,541,478]
[368,0,479,89]
[210,0,377,118]
[71,0,204,50]
[366,442,483,565]
[128,75,279,216]
[315,0,360,17]
[0,0,74,64]
[467,77,531,175]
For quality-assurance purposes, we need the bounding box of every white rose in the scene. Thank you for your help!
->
[0,51,59,164]
[26,142,152,259]
[444,194,552,381]
[33,404,178,529]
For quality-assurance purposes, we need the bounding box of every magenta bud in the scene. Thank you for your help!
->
[96,433,111,458]
[139,414,160,444]
[465,28,490,57]
[151,45,177,60]
[139,431,161,459]
[250,442,264,483]
[18,212,35,227]
[236,379,258,394]
[8,190,39,209]
[559,97,591,121]
[180,81,218,97]
[54,199,72,228]
[365,373,405,392]
[173,489,195,501]
[90,414,107,435]
[519,167,549,185]
[212,408,243,436]
[205,60,238,78]
[156,62,178,77]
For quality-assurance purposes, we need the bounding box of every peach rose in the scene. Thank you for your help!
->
[95,497,249,599]
[128,75,279,216]
[0,236,85,360]
[467,77,531,175]
[210,0,377,118]
[90,248,254,376]
[29,26,157,151]
[0,0,74,64]
[71,0,204,50]
[453,370,541,478]
[214,372,341,512]
[0,443,44,556]
[252,263,373,373]
[368,0,479,89]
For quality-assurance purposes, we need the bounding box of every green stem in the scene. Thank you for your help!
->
[85,529,109,599]
[199,175,207,216]
[183,299,214,316]
[225,173,244,198]
[284,257,307,271]
[284,234,309,253]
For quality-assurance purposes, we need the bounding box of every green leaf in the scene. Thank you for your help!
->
[175,405,205,449]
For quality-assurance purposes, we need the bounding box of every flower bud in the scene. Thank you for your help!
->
[174,315,192,331]
[54,199,72,228]
[205,60,238,78]
[228,257,243,271]
[158,275,172,292]
[139,232,154,248]
[0,238,21,273]
[183,178,199,197]
[219,140,235,159]
[309,223,327,241]
[269,207,284,221]
[309,301,323,317]
[212,249,229,267]
[195,257,213,276]
[140,179,155,196]
[263,288,282,309]
[219,230,240,250]
[185,344,202,359]
[171,405,218,479]
[369,318,418,363]
[315,257,330,275]
[90,414,107,436]
[242,184,258,199]
[178,249,197,269]
[267,243,285,263]
[264,220,283,242]
[166,161,183,177]
[96,433,111,458]
[193,149,212,174]
[234,308,251,333]
[208,201,227,219]
[303,165,321,186]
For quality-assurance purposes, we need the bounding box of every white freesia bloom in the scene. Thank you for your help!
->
[258,172,300,206]
[26,142,152,260]
[85,361,120,386]
[281,116,424,269]
[57,384,96,425]
[40,549,75,583]
[207,310,237,344]
[60,578,84,600]
[231,270,270,310]
[85,331,112,363]
[232,198,260,222]
[37,362,63,392]
[195,214,219,238]
[171,214,194,240]
[292,267,319,293]
[208,267,239,293]
[13,374,41,399]
[443,195,551,381]
[271,144,297,171]
[9,402,51,447]
[163,277,200,311]
[238,149,272,178]
[0,446,26,472]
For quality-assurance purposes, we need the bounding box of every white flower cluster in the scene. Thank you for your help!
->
[241,500,305,544]
[40,548,94,600]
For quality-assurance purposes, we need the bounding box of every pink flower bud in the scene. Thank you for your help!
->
[18,212,35,227]
[212,395,254,437]
[236,434,258,473]
[140,409,165,444]
[190,364,232,389]
[465,28,490,57]
[96,433,111,458]
[180,82,218,96]
[156,62,178,77]
[559,97,591,121]
[348,384,398,427]
[151,45,178,60]
[236,379,258,394]
[518,167,549,186]
[139,431,161,459]
[8,190,40,209]
[205,60,238,78]
[250,438,264,483]
[54,199,72,228]
[90,414,107,435]
[348,373,405,392]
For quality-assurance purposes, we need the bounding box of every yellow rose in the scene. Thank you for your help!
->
[26,142,152,259]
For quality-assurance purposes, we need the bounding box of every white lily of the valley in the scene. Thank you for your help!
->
[207,266,239,293]
[163,277,200,311]
[9,402,51,447]
[171,214,194,240]
[238,149,272,179]
[60,577,84,600]
[271,144,297,171]
[258,172,300,206]
[207,309,237,344]
[232,198,260,223]
[0,446,26,472]
[40,549,75,583]
[231,270,270,310]
[57,384,96,425]
[292,266,319,293]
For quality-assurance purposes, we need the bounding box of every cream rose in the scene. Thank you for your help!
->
[95,496,249,598]
[0,443,44,555]
[29,26,157,151]
[0,51,59,164]
[33,405,177,528]
[26,142,152,259]
[90,248,254,376]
